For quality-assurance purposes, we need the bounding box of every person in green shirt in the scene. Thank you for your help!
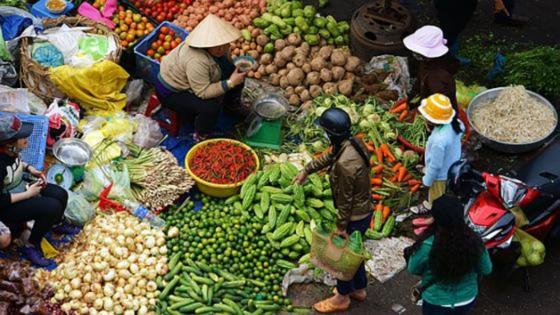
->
[405,195,492,314]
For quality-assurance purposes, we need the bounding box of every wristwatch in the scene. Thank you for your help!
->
[227,79,234,89]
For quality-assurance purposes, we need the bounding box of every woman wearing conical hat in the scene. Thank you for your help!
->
[157,14,247,141]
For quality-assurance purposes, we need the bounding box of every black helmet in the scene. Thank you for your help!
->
[447,159,484,201]
[319,108,351,136]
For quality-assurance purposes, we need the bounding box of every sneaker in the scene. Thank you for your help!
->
[52,222,82,235]
[21,245,54,267]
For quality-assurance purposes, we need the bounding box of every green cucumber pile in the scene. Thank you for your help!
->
[158,258,282,315]
[160,162,337,313]
[231,162,337,264]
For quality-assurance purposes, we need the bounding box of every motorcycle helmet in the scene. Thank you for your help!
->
[319,108,351,137]
[447,159,484,201]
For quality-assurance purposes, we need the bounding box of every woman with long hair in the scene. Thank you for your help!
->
[405,195,492,315]
[0,114,69,266]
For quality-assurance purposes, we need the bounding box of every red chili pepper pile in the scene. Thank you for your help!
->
[190,140,257,184]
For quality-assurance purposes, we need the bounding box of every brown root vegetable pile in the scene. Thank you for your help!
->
[0,259,61,315]
[352,71,400,103]
[174,0,267,31]
[251,33,363,107]
[230,26,266,76]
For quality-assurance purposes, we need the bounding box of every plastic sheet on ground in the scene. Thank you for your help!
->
[364,236,414,283]
[364,55,411,99]
[281,264,337,296]
[49,60,129,114]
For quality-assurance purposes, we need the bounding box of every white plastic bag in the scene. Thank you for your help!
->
[133,114,163,148]
[125,79,144,107]
[365,55,411,99]
[42,25,88,64]
[64,191,95,226]
[0,85,29,113]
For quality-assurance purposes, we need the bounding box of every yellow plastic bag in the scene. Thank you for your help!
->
[49,60,129,114]
[41,238,59,259]
[514,229,545,267]
[100,117,136,139]
[456,80,487,109]
[83,130,121,167]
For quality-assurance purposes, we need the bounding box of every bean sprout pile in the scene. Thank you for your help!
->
[471,86,557,144]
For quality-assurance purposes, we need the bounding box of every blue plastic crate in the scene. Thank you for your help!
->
[0,112,48,171]
[133,21,189,85]
[31,0,75,18]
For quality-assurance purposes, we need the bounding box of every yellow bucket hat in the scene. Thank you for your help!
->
[419,93,456,124]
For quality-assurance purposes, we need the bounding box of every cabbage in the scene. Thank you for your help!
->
[315,107,328,117]
[393,147,403,159]
[312,140,327,152]
[361,104,376,116]
[346,107,360,124]
[367,113,381,123]
[384,131,397,141]
[359,119,370,130]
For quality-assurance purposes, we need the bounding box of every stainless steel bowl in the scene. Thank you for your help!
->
[52,138,93,167]
[253,93,289,121]
[467,87,558,154]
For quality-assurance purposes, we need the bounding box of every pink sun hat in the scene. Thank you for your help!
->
[403,25,449,58]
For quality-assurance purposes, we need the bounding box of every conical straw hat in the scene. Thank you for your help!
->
[186,14,241,48]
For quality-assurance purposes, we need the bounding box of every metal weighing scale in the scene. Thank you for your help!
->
[244,94,288,150]
[46,138,93,190]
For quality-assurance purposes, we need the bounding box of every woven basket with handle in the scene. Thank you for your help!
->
[20,16,122,103]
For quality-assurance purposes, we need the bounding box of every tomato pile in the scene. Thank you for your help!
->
[189,140,257,184]
[112,6,155,48]
[145,26,183,62]
[131,0,193,23]
[92,0,107,10]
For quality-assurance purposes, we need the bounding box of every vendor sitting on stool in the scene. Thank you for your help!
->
[156,14,248,141]
[0,114,73,267]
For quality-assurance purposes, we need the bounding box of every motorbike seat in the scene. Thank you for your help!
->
[516,140,560,187]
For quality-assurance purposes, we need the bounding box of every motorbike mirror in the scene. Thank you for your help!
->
[539,172,558,182]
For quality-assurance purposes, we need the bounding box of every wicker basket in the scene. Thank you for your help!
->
[20,16,122,103]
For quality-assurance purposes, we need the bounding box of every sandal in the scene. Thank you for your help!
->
[410,201,431,215]
[313,297,350,314]
[414,226,429,236]
[412,217,433,227]
[332,288,367,302]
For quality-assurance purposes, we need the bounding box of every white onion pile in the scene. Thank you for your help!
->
[36,212,168,315]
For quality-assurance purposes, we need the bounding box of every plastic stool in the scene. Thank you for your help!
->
[144,94,179,136]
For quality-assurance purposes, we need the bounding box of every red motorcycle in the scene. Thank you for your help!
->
[447,141,560,289]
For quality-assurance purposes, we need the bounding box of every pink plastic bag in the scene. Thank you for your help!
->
[77,0,117,29]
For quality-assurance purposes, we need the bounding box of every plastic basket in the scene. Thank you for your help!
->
[0,112,49,171]
[310,230,364,281]
[133,21,189,85]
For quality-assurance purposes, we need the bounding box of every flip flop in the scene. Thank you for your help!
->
[332,288,367,302]
[412,217,432,227]
[313,297,350,314]
[414,226,429,236]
